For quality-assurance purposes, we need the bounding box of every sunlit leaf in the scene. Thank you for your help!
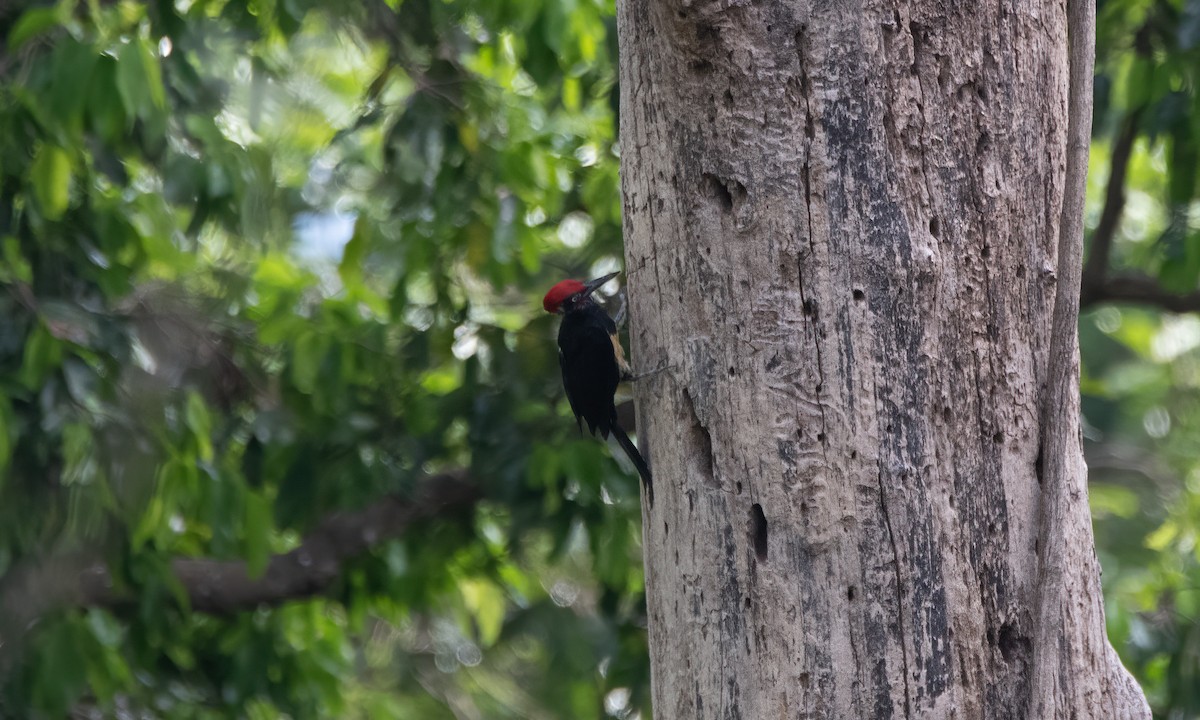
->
[30,144,71,220]
[461,579,507,646]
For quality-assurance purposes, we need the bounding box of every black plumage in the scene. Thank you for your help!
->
[549,282,653,500]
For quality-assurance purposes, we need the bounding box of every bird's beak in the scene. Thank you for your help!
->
[582,272,620,297]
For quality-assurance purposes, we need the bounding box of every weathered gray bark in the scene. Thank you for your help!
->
[616,0,1150,717]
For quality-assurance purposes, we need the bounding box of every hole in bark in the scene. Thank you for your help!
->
[736,481,743,494]
[817,432,826,443]
[750,504,769,561]
[799,672,811,687]
[689,59,714,74]
[847,586,857,601]
[929,217,940,237]
[800,501,809,514]
[998,622,1031,664]
[976,84,988,101]
[992,431,1003,443]
[696,22,719,46]
[728,366,735,377]
[744,596,751,609]
[723,88,734,106]
[853,288,865,301]
[943,406,952,421]
[815,383,823,393]
[664,521,669,537]
[850,450,858,459]
[982,245,991,258]
[1016,264,1026,278]
[703,173,734,212]
[802,299,816,316]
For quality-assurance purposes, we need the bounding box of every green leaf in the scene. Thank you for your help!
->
[32,618,88,716]
[85,609,124,649]
[30,144,72,220]
[1090,484,1140,519]
[244,490,272,577]
[49,38,98,138]
[1145,521,1178,551]
[116,37,166,121]
[461,579,507,646]
[18,322,64,390]
[185,391,213,461]
[1,236,32,283]
[339,216,368,286]
[86,56,127,142]
[7,6,65,50]
[291,330,326,394]
[0,396,13,481]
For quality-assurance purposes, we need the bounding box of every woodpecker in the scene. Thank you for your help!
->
[543,272,653,500]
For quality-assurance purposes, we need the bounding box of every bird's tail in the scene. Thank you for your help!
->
[611,423,653,504]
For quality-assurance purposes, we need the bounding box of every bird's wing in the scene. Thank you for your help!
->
[599,307,632,378]
[559,349,584,432]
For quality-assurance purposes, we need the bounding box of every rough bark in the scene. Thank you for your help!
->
[615,0,1150,717]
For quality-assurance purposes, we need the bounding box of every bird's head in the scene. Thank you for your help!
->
[542,272,619,314]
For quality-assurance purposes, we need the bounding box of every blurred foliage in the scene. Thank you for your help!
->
[1088,0,1200,716]
[0,0,645,717]
[1,0,1199,717]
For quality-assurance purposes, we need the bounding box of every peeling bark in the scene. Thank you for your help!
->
[616,0,1149,717]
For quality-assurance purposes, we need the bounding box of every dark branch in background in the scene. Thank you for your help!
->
[1081,111,1140,300]
[1080,110,1200,313]
[1083,274,1200,313]
[0,473,478,676]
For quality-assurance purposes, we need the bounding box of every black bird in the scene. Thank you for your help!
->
[543,272,652,500]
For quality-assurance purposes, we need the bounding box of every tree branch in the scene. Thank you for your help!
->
[1080,272,1200,313]
[1080,111,1140,305]
[0,472,478,675]
[1076,110,1200,316]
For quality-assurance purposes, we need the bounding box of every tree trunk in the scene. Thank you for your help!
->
[616,1,1150,718]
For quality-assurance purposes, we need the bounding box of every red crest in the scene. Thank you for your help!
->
[543,279,587,313]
